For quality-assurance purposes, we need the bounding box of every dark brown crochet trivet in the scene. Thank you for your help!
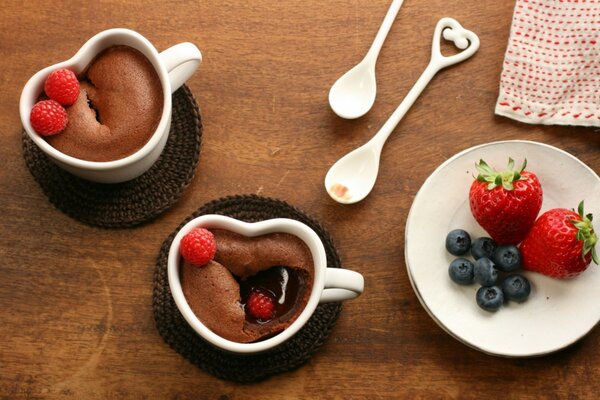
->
[22,85,202,228]
[153,195,343,383]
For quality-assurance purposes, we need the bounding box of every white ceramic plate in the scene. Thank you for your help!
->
[405,140,600,357]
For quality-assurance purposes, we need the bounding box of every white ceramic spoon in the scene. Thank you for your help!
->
[325,18,480,204]
[328,0,405,119]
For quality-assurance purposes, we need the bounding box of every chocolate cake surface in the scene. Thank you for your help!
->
[180,230,315,343]
[46,45,163,161]
[181,260,249,343]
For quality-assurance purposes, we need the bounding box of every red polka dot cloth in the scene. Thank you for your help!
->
[496,0,600,127]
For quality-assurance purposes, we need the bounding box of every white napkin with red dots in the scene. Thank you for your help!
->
[495,0,600,127]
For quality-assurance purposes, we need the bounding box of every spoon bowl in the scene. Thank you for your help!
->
[328,0,405,119]
[328,61,377,120]
[325,143,381,204]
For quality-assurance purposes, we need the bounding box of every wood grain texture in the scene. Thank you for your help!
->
[2,0,600,398]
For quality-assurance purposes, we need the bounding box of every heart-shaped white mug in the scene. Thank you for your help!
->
[167,215,365,354]
[19,28,202,183]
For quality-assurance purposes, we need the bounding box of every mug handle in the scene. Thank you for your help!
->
[159,42,202,93]
[319,268,364,303]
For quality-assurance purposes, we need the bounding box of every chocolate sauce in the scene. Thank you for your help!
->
[239,266,307,324]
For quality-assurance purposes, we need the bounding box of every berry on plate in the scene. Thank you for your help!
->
[502,274,531,303]
[445,229,471,256]
[471,237,497,260]
[474,257,498,286]
[493,244,521,272]
[180,227,217,267]
[44,68,80,106]
[29,100,68,136]
[246,289,275,321]
[476,286,504,312]
[520,201,599,279]
[469,158,542,244]
[448,258,474,285]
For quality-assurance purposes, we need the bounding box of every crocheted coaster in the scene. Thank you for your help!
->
[22,85,202,228]
[153,195,343,383]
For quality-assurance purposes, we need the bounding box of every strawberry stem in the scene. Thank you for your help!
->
[571,201,599,265]
[475,157,526,191]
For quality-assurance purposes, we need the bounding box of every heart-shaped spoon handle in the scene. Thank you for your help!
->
[432,17,480,68]
[368,17,480,152]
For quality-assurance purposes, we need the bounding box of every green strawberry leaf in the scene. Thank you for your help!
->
[473,157,528,191]
[502,181,514,191]
[572,201,599,265]
[520,158,527,173]
[507,158,515,171]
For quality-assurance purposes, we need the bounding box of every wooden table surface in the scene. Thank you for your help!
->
[3,0,600,398]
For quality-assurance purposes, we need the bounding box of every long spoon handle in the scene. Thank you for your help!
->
[368,62,437,152]
[365,0,405,63]
[368,17,480,152]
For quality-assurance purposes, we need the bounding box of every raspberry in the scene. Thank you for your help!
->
[44,68,80,106]
[29,100,68,136]
[179,228,216,266]
[245,289,275,321]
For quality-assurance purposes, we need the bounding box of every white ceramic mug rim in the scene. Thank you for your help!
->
[167,215,328,354]
[19,28,172,170]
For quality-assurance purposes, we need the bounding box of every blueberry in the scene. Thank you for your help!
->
[474,257,498,286]
[502,274,531,303]
[493,245,521,272]
[445,229,472,256]
[471,237,497,260]
[448,258,474,285]
[476,286,504,312]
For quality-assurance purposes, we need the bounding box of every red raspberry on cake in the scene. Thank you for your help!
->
[44,68,80,106]
[180,227,217,266]
[30,100,68,136]
[246,289,275,321]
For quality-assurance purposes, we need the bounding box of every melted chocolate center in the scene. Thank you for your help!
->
[239,266,307,324]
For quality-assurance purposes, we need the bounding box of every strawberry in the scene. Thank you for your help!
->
[520,201,599,279]
[469,158,542,244]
